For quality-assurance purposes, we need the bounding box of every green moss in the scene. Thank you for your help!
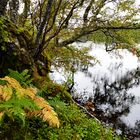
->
[39,81,73,102]
[0,17,11,44]
[17,27,25,34]
[0,98,125,140]
[0,71,126,140]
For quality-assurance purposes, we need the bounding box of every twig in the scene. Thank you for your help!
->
[71,98,101,123]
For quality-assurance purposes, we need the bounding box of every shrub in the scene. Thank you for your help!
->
[0,76,59,128]
[14,97,125,140]
[0,70,125,139]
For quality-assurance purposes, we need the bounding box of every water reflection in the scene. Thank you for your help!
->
[87,68,140,138]
[51,42,140,139]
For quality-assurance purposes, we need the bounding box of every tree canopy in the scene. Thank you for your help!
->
[1,1,140,139]
[0,0,140,77]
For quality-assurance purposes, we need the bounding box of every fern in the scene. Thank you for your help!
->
[8,69,33,87]
[0,76,60,127]
[0,80,8,86]
[0,94,38,125]
[32,96,60,127]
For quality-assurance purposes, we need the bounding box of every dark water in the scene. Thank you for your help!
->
[89,69,140,138]
[51,42,140,139]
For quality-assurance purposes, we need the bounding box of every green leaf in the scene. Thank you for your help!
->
[0,80,8,86]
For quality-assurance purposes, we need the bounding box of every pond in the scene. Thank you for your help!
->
[50,41,140,139]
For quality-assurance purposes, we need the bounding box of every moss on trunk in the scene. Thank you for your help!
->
[0,17,51,83]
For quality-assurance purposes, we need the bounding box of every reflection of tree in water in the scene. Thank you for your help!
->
[91,67,140,138]
[119,120,140,139]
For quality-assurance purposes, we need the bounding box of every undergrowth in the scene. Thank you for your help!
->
[0,70,126,140]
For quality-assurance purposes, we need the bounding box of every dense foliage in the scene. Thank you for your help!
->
[1,0,140,139]
[0,73,60,128]
[1,0,140,77]
[89,29,140,55]
[0,70,126,140]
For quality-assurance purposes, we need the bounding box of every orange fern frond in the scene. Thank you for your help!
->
[25,87,37,99]
[1,76,25,98]
[33,96,60,127]
[0,77,37,99]
[0,76,60,127]
[0,112,4,120]
[42,109,60,128]
[0,85,3,94]
[1,85,13,101]
[33,97,52,111]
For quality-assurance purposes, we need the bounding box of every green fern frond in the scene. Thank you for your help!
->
[0,80,8,86]
[48,97,67,110]
[8,69,33,87]
[8,107,26,125]
[0,93,38,125]
[0,76,60,127]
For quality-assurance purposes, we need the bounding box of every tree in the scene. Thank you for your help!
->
[0,0,140,80]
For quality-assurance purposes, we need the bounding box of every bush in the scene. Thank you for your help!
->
[0,70,125,140]
[9,97,124,140]
[0,76,59,139]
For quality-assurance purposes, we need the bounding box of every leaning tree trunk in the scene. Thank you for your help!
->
[0,17,51,83]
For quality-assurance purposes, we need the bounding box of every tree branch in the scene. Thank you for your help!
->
[83,0,95,23]
[33,0,54,59]
[98,25,140,30]
[40,0,63,48]
[35,0,80,55]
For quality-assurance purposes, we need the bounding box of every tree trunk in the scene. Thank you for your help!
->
[0,0,9,16]
[0,17,51,83]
